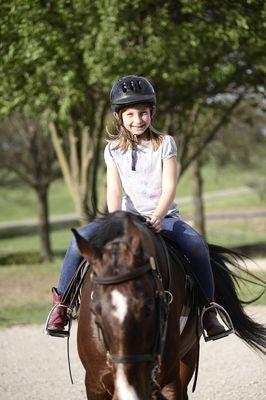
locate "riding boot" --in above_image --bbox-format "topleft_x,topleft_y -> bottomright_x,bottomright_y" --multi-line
203,308 -> 225,337
46,287 -> 69,337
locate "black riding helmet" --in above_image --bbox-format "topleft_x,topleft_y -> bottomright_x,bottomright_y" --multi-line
110,75 -> 156,112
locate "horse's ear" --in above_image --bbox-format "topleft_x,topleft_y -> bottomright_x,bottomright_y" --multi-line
71,229 -> 101,261
127,221 -> 141,255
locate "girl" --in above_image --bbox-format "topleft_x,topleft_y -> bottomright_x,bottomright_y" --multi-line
46,75 -> 225,339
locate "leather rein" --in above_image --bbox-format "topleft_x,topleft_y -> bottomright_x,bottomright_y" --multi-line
91,254 -> 170,372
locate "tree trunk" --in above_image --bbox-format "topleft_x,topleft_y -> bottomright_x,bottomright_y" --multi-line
78,196 -> 91,225
190,158 -> 206,239
36,186 -> 52,261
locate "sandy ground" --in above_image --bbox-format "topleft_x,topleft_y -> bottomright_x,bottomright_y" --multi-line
0,306 -> 265,400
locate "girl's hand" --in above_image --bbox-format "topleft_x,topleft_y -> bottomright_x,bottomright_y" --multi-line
146,214 -> 162,232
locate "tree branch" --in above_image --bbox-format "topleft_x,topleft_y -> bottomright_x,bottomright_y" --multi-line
49,121 -> 78,203
181,93 -> 245,175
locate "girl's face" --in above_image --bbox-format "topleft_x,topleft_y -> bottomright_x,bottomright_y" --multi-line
120,104 -> 151,137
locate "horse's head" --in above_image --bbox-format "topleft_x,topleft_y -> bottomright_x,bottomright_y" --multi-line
73,211 -> 164,400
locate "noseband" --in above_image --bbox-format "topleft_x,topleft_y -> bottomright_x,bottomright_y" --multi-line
91,254 -> 170,370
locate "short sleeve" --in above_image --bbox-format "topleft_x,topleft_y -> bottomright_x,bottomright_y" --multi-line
161,135 -> 177,161
104,143 -> 115,165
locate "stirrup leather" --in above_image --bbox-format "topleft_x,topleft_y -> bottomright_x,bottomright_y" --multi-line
201,302 -> 235,342
43,303 -> 71,338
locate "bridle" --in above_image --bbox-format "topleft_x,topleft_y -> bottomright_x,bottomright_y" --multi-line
90,246 -> 171,389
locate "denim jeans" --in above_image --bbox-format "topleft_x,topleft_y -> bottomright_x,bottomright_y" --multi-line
57,220 -> 102,294
57,216 -> 214,302
160,216 -> 214,301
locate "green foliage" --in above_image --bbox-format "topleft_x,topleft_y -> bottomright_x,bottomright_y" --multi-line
208,95 -> 266,198
1,0 -> 265,120
0,0 -> 265,220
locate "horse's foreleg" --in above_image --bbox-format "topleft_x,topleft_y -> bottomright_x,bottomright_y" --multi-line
85,392 -> 111,400
160,378 -> 183,400
85,371 -> 113,400
179,342 -> 198,400
85,386 -> 112,400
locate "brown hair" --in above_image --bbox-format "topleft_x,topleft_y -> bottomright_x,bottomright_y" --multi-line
106,104 -> 164,152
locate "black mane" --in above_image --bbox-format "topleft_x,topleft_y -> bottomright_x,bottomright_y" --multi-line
89,211 -> 146,250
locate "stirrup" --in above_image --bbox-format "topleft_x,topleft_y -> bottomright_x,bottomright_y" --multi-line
43,303 -> 70,338
201,302 -> 235,342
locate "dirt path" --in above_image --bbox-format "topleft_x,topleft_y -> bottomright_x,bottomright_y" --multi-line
1,306 -> 265,400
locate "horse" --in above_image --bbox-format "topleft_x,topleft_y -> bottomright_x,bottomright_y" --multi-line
72,210 -> 266,400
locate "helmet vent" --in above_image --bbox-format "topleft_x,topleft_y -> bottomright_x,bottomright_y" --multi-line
110,75 -> 156,111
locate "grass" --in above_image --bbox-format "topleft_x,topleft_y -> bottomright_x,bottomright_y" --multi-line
0,260 -> 264,328
176,161 -> 265,196
179,192 -> 265,221
206,220 -> 266,248
0,179 -> 75,223
0,229 -> 72,259
0,261 -> 60,327
0,303 -> 50,327
236,271 -> 266,306
0,161 -> 265,223
0,161 -> 265,327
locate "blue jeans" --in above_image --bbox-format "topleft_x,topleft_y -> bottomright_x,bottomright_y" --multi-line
57,220 -> 102,294
57,216 -> 214,302
160,216 -> 214,301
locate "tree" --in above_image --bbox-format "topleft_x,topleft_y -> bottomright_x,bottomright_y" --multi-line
0,113 -> 60,260
0,0 -> 265,221
209,93 -> 266,198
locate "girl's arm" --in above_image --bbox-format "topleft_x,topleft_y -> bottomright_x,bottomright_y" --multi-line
147,156 -> 177,231
106,163 -> 122,212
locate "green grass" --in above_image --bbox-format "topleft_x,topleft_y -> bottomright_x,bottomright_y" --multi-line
0,261 -> 264,328
179,192 -> 265,220
0,217 -> 264,266
0,261 -> 60,328
0,303 -> 49,327
0,179 -> 75,222
0,161 -> 265,328
207,220 -> 266,248
176,161 -> 261,196
0,229 -> 72,261
0,161 -> 265,223
237,271 -> 266,306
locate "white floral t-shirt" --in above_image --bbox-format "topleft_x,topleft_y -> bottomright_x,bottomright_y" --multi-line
104,135 -> 179,217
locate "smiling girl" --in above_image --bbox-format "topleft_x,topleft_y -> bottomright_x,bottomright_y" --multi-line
45,75 -> 226,340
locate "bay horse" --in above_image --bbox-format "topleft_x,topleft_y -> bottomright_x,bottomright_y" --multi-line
72,211 -> 266,400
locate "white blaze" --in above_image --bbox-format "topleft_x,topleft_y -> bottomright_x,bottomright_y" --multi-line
111,289 -> 128,324
116,365 -> 139,400
111,290 -> 139,400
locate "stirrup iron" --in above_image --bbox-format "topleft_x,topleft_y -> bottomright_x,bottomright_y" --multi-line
201,302 -> 235,342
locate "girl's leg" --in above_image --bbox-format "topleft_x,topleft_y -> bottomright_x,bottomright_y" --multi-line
160,217 -> 226,338
57,220 -> 102,294
161,217 -> 213,302
46,219 -> 102,337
